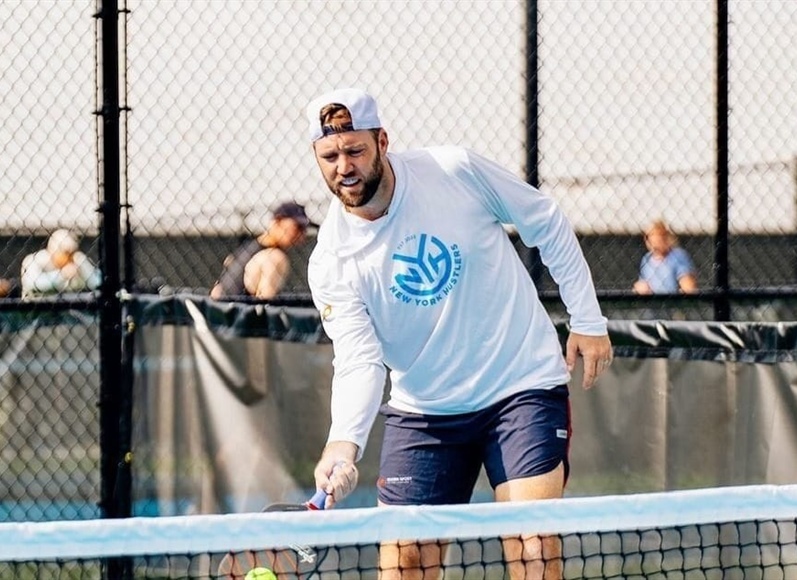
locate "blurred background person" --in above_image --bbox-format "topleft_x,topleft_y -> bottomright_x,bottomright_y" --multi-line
20,229 -> 101,299
210,201 -> 310,300
0,276 -> 20,298
633,219 -> 698,295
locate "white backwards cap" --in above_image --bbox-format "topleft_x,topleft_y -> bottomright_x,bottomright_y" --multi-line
306,87 -> 382,142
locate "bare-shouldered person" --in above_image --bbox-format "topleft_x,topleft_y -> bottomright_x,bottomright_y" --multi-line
210,202 -> 309,300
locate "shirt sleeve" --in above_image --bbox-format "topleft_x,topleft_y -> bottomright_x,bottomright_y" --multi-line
464,149 -> 607,336
672,248 -> 696,279
308,247 -> 386,461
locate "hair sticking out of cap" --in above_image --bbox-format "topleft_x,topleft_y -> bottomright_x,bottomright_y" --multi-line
306,88 -> 382,141
319,106 -> 355,137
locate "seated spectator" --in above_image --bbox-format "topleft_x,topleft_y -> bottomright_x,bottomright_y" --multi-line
210,202 -> 310,300
633,220 -> 698,294
20,229 -> 101,299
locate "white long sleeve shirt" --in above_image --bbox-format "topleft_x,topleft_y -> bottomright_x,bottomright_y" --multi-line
308,146 -> 607,457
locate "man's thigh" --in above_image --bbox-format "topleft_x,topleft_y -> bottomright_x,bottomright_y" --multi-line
377,405 -> 483,505
483,386 -> 571,492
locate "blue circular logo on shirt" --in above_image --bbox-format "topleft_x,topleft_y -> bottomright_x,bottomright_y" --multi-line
391,234 -> 461,304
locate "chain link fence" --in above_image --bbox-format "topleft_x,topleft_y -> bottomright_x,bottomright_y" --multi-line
0,311 -> 100,521
3,0 -> 796,306
0,0 -> 796,522
1,0 -> 101,297
119,0 -> 796,319
0,0 -> 103,523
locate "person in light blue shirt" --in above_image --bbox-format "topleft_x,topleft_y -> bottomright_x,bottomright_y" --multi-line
633,220 -> 698,294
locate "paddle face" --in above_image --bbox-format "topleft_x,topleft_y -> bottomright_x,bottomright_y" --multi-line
262,489 -> 328,513
261,503 -> 316,512
217,491 -> 329,579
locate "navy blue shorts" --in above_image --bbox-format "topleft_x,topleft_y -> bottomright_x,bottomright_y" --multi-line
376,386 -> 571,505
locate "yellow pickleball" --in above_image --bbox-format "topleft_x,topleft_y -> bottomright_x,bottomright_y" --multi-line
244,567 -> 277,580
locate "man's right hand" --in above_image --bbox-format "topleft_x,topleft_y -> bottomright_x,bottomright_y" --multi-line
313,441 -> 359,508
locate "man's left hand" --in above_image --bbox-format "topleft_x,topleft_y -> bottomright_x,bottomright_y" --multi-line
566,332 -> 613,389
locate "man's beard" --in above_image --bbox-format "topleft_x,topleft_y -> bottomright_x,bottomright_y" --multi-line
330,150 -> 384,209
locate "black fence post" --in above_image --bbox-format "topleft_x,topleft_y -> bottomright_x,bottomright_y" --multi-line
524,0 -> 544,288
97,0 -> 132,578
714,0 -> 730,321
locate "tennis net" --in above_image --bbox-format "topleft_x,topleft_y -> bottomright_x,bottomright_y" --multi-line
0,485 -> 795,579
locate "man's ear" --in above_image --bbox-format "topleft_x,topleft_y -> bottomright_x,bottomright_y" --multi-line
378,129 -> 389,152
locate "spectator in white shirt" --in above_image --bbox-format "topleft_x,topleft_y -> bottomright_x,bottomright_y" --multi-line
21,229 -> 101,299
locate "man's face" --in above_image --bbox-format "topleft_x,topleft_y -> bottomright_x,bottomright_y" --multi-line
312,130 -> 386,209
645,228 -> 673,255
